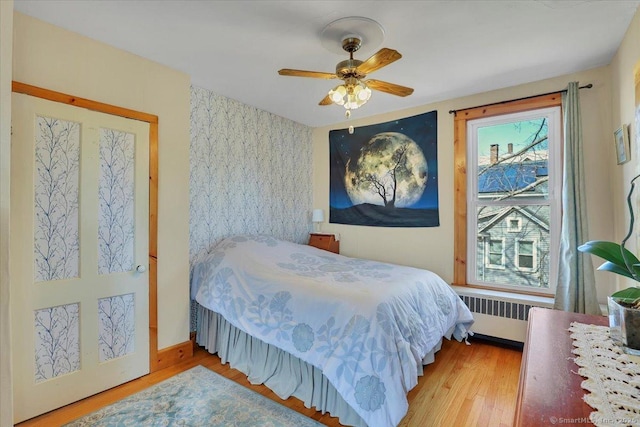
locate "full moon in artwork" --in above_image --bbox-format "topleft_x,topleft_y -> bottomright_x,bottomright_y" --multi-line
344,132 -> 428,208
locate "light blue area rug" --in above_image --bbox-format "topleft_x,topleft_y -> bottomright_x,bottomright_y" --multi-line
64,365 -> 325,426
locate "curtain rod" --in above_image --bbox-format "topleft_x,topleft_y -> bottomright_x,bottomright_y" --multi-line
448,83 -> 593,115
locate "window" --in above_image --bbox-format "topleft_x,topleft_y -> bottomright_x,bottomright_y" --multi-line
453,94 -> 561,295
486,238 -> 505,268
507,217 -> 522,232
516,239 -> 536,271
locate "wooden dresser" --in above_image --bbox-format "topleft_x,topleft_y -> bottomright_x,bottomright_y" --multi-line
308,233 -> 340,254
514,307 -> 608,426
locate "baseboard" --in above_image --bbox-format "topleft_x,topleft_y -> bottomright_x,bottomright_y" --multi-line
155,339 -> 194,371
471,333 -> 524,350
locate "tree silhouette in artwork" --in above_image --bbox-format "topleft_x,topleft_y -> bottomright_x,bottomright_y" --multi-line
345,132 -> 428,209
362,144 -> 409,208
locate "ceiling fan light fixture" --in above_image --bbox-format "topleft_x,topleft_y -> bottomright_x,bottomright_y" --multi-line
356,82 -> 372,101
328,80 -> 372,112
343,81 -> 371,110
328,85 -> 347,105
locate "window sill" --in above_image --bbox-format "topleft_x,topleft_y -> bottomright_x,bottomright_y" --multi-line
453,286 -> 608,316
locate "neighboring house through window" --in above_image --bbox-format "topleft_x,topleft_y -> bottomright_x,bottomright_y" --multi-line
453,94 -> 562,296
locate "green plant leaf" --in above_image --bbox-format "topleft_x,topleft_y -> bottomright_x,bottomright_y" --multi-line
633,263 -> 640,278
611,286 -> 640,305
597,261 -> 636,279
578,240 -> 640,270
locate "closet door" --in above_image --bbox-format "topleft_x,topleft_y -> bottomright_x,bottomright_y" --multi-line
11,93 -> 150,422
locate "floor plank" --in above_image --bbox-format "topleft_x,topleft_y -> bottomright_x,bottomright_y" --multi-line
16,336 -> 522,427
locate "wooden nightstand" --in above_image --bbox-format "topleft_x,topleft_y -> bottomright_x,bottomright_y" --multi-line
308,233 -> 340,254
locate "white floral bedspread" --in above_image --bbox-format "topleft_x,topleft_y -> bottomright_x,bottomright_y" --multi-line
190,235 -> 474,427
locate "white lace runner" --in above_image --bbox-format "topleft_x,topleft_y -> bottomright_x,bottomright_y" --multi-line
569,322 -> 640,426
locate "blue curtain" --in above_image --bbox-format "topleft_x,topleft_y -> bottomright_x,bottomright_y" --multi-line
554,82 -> 600,314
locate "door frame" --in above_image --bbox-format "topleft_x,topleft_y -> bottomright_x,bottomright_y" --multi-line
12,81 -> 161,372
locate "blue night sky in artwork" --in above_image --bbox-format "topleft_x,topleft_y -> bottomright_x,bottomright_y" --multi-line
329,110 -> 439,209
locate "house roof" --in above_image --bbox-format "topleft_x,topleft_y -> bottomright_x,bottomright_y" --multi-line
478,160 -> 548,194
478,206 -> 550,234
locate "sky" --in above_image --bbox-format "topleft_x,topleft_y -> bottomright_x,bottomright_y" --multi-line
477,117 -> 548,159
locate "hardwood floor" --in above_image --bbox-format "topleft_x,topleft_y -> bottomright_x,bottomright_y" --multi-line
16,336 -> 522,427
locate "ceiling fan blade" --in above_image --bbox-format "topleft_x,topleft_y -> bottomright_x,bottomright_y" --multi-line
365,79 -> 414,97
356,48 -> 402,75
278,69 -> 337,79
319,94 -> 334,106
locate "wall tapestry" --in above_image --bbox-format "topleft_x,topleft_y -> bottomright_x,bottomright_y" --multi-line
329,110 -> 439,227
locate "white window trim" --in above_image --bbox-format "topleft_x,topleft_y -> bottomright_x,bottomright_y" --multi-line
466,107 -> 561,295
516,238 -> 537,272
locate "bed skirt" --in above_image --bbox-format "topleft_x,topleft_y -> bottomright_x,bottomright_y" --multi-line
196,303 -> 444,427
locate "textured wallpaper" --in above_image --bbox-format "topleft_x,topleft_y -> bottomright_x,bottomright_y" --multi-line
34,303 -> 80,382
34,116 -> 80,282
98,128 -> 135,275
189,85 -> 313,267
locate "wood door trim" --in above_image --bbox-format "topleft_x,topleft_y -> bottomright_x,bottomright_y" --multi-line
12,82 -> 158,124
12,81 -> 162,372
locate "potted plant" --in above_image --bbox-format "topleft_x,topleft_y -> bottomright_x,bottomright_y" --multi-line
578,174 -> 640,355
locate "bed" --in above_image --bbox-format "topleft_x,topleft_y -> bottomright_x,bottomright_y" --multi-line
190,235 -> 474,427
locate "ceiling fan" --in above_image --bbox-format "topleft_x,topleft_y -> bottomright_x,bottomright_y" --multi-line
278,35 -> 414,118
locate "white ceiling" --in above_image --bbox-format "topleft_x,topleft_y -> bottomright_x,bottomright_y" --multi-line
13,0 -> 640,127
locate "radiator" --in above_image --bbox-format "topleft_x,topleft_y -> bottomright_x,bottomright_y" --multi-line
455,289 -> 554,343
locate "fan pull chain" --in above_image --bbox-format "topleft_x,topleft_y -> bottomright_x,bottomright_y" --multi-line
345,110 -> 354,134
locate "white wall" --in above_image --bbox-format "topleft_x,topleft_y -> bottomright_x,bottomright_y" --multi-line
313,66 -> 615,302
0,3 -> 13,426
12,12 -> 191,350
610,7 -> 640,292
